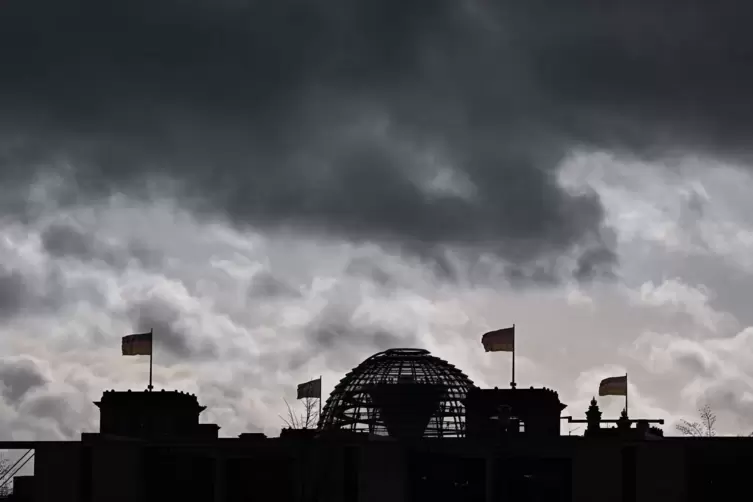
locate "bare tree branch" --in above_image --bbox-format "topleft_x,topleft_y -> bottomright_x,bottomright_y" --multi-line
699,405 -> 717,437
279,398 -> 302,429
279,397 -> 320,430
0,454 -> 11,497
676,405 -> 717,437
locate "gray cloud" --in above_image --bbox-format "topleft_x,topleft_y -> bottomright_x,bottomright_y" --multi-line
0,359 -> 48,405
701,383 -> 753,433
40,221 -> 164,270
0,0 -> 655,282
247,271 -> 301,300
0,256 -> 69,320
2,2 -> 752,285
20,395 -> 78,439
574,247 -> 618,283
40,222 -> 96,261
285,299 -> 420,373
674,351 -> 716,380
308,321 -> 416,373
128,300 -> 219,361
2,174 -> 753,436
0,269 -> 30,319
0,358 -> 90,440
3,12 -> 753,440
345,257 -> 396,288
515,2 -> 753,156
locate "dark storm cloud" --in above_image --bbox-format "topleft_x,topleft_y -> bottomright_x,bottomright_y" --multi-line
0,261 -> 92,321
306,319 -> 416,373
312,321 -> 403,352
0,269 -> 30,319
345,257 -> 396,288
0,358 -> 89,439
20,394 -> 79,439
701,383 -> 753,431
286,300 -> 419,372
646,254 -> 753,329
2,1 -> 752,280
127,300 -> 218,361
247,271 -> 301,300
40,221 -> 164,270
574,247 -> 618,282
41,223 -> 96,261
0,358 -> 48,404
674,351 -> 718,380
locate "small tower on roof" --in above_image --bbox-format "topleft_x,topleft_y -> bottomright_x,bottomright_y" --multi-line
94,389 -> 219,439
617,407 -> 631,432
585,397 -> 602,436
464,386 -> 567,439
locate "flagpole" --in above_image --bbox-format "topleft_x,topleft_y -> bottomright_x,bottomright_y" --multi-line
148,328 -> 154,392
510,324 -> 516,389
625,372 -> 628,417
318,375 -> 322,428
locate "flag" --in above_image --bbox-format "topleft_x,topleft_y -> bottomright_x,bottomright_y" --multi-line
481,326 -> 515,352
297,378 -> 322,399
122,332 -> 153,356
598,375 -> 627,396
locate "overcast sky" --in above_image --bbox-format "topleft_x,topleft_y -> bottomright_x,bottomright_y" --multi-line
1,0 -> 753,439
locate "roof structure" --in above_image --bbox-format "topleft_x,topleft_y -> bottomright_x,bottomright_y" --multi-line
318,348 -> 476,439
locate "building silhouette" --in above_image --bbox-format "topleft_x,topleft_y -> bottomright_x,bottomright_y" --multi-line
2,347 -> 753,501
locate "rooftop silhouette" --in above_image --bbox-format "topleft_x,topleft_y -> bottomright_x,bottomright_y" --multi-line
96,389 -> 220,440
0,347 -> 750,502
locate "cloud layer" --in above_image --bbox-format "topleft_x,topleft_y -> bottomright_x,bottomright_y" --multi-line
0,153 -> 748,440
1,2 -> 753,440
11,0 -> 753,280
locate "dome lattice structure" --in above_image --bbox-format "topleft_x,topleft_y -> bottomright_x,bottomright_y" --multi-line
318,348 -> 476,439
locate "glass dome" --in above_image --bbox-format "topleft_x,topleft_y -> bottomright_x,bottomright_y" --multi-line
318,348 -> 476,439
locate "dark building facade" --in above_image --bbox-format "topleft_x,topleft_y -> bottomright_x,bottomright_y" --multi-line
5,348 -> 753,501
464,387 -> 567,438
96,389 -> 220,440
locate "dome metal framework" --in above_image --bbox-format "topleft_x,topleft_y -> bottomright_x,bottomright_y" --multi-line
318,348 -> 476,439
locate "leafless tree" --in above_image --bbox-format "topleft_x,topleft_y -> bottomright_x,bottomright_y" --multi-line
280,397 -> 319,429
0,454 -> 12,497
676,405 -> 717,437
